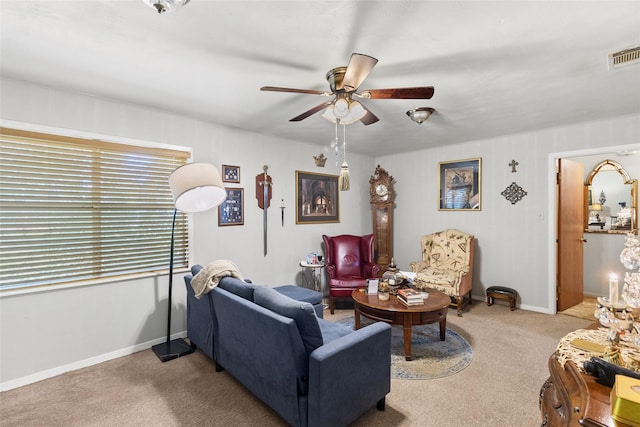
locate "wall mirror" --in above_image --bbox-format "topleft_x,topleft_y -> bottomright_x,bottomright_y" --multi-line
584,159 -> 637,234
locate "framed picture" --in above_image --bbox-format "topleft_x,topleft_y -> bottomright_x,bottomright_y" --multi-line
296,171 -> 340,224
218,188 -> 244,226
438,158 -> 482,210
221,164 -> 240,183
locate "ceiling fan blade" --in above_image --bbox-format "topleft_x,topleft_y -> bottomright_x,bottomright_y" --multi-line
342,53 -> 378,92
360,105 -> 379,126
366,86 -> 435,99
261,86 -> 326,95
289,101 -> 333,122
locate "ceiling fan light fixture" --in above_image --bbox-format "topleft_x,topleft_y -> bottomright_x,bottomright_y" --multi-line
347,101 -> 367,122
406,107 -> 435,124
142,0 -> 190,14
322,100 -> 367,125
333,98 -> 350,118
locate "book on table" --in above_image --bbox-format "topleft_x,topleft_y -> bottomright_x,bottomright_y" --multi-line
397,288 -> 425,301
397,294 -> 424,306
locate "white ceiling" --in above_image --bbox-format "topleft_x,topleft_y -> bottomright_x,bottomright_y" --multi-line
1,0 -> 639,156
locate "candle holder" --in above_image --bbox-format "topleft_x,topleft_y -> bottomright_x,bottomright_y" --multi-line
595,297 -> 630,330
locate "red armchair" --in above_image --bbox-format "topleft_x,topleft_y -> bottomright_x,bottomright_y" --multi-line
322,234 -> 380,314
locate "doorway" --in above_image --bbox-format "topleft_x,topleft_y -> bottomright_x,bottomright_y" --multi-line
551,144 -> 640,314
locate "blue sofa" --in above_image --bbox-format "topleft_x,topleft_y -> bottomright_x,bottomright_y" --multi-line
185,265 -> 325,360
184,265 -> 392,427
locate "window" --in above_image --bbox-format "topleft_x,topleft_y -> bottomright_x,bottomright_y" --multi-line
0,128 -> 190,290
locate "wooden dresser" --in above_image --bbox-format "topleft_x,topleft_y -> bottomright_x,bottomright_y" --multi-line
539,355 -> 632,427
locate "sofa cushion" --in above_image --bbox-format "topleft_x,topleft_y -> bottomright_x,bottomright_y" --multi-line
415,267 -> 459,287
218,276 -> 257,301
317,318 -> 353,344
253,286 -> 323,354
275,285 -> 324,318
274,285 -> 322,306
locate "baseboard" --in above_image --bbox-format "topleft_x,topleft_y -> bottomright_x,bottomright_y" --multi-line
0,332 -> 187,392
470,294 -> 553,314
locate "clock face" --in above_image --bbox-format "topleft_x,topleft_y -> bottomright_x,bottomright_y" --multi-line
375,184 -> 388,197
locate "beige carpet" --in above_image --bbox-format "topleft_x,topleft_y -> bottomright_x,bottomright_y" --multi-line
0,301 -> 592,427
559,296 -> 597,321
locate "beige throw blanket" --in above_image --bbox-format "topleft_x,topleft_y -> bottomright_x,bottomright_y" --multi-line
190,260 -> 244,298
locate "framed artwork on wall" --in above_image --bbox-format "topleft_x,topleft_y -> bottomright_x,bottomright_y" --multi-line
218,188 -> 244,226
295,171 -> 339,224
222,164 -> 240,183
438,158 -> 482,210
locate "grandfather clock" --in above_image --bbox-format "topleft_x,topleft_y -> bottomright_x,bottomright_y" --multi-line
369,165 -> 395,271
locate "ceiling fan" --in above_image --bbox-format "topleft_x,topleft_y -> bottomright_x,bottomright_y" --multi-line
261,53 -> 434,126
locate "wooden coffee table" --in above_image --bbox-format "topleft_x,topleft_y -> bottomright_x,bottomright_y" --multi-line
352,288 -> 450,361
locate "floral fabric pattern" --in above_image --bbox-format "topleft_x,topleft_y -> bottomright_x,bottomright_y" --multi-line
410,229 -> 473,297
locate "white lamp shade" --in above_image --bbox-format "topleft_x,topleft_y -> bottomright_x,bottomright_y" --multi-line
334,98 -> 349,118
322,108 -> 338,123
344,101 -> 366,123
169,163 -> 226,213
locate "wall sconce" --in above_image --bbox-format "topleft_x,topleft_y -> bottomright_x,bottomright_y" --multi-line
406,107 -> 435,124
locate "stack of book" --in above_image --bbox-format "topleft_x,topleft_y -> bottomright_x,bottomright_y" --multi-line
397,288 -> 425,306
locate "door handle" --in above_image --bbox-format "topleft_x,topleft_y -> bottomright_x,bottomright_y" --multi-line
581,238 -> 587,243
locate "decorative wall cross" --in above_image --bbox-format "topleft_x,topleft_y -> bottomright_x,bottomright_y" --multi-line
509,159 -> 519,173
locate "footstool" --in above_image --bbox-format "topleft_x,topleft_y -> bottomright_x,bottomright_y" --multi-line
486,286 -> 517,311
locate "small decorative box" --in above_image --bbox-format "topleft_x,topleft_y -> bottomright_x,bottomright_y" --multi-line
610,375 -> 640,427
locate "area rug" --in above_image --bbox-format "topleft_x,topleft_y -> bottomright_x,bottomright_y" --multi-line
336,317 -> 473,380
559,296 -> 597,321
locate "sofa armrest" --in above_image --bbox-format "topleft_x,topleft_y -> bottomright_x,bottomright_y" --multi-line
307,322 -> 391,427
184,274 -> 216,360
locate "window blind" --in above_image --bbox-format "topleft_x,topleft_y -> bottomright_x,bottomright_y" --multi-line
0,128 -> 190,290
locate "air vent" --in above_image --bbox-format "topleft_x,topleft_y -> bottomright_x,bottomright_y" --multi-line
608,46 -> 640,69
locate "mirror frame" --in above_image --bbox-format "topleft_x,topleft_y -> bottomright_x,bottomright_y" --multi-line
584,159 -> 638,234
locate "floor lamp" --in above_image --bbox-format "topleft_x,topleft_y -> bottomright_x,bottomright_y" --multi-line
152,162 -> 226,362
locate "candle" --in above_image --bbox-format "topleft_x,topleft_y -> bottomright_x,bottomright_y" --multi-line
609,273 -> 619,305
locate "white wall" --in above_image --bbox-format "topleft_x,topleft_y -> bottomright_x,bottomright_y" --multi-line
0,78 -> 375,389
2,77 -> 640,390
376,115 -> 640,312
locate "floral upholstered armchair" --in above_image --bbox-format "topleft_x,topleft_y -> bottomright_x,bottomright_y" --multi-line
409,229 -> 475,316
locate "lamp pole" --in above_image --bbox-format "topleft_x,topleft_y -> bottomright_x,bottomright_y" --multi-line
151,162 -> 226,363
152,208 -> 195,362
